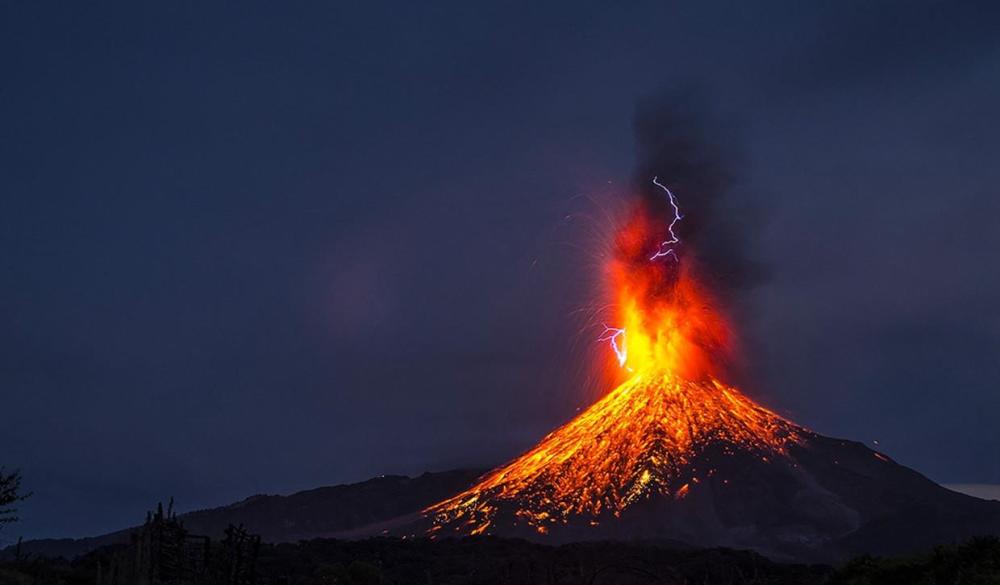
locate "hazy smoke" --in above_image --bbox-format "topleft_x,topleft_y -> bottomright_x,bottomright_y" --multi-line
631,90 -> 766,293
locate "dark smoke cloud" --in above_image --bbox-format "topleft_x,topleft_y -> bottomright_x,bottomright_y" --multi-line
631,91 -> 767,294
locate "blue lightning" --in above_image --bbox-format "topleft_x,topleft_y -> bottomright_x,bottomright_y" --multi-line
598,325 -> 627,367
648,176 -> 682,262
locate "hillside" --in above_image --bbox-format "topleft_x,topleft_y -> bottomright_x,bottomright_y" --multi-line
4,469 -> 482,560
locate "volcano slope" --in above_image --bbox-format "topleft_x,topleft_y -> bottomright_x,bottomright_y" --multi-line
421,373 -> 1000,562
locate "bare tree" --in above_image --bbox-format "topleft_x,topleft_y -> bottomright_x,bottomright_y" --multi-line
0,468 -> 30,530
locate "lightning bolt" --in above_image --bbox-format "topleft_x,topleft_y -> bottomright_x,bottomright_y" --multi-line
648,176 -> 682,262
598,325 -> 627,367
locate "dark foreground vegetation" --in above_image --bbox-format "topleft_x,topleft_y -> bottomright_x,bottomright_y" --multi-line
4,537 -> 824,585
2,505 -> 999,584
3,537 -> 1000,585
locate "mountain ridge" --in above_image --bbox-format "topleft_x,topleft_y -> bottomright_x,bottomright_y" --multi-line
2,469 -> 483,560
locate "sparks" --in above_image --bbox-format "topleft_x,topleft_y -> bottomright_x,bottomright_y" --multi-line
648,176 -> 682,261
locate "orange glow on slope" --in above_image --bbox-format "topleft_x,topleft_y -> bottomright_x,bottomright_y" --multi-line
426,189 -> 803,536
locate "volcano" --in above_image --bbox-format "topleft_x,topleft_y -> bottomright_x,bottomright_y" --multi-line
418,178 -> 1000,561
424,373 -> 1000,561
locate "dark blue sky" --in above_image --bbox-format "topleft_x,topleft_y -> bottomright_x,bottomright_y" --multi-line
3,1 -> 999,541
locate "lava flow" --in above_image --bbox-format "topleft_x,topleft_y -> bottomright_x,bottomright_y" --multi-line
426,178 -> 804,537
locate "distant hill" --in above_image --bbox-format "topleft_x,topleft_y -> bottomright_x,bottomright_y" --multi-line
3,469 -> 482,560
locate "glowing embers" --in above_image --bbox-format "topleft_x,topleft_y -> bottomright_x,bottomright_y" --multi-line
426,372 -> 801,536
602,177 -> 685,369
598,178 -> 731,379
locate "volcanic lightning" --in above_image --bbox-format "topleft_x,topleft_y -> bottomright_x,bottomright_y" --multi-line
648,176 -> 682,262
425,173 -> 805,538
597,325 -> 627,367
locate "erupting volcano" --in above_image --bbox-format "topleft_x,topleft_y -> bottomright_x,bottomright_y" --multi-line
426,177 -> 811,542
417,170 -> 1000,561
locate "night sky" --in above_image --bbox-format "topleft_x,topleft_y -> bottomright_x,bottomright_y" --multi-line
3,1 -> 1000,542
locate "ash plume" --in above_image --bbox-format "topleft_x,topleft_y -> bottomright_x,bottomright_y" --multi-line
631,91 -> 766,294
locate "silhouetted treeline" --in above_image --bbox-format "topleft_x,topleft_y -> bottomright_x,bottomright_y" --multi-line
828,536 -> 1000,584
91,500 -> 259,585
0,500 -> 260,585
3,533 -> 1000,584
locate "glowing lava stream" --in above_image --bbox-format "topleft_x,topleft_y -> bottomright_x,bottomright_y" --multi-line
427,373 -> 801,536
426,178 -> 804,536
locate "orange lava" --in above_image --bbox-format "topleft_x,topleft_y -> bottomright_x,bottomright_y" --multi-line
426,197 -> 803,536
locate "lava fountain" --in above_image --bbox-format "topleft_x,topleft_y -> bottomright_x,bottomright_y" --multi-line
425,178 -> 804,537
